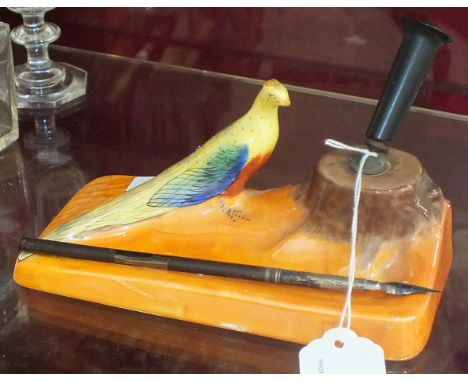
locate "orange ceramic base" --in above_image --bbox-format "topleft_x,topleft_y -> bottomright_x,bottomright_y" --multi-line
14,175 -> 453,361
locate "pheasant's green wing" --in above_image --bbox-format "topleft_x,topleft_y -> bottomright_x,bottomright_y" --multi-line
147,144 -> 248,208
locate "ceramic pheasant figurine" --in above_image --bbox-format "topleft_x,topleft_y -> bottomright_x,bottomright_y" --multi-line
19,79 -> 290,259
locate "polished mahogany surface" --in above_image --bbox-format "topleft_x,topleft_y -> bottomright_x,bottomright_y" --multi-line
1,46 -> 468,373
1,8 -> 468,115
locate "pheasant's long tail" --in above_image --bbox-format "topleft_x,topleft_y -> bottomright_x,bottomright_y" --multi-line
17,206 -> 174,262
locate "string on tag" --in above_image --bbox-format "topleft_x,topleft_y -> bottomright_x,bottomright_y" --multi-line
324,139 -> 378,329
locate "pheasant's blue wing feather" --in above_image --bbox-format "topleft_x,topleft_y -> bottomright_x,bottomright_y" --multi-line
147,144 -> 249,208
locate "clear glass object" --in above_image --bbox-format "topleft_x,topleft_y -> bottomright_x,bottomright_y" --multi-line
8,7 -> 87,110
0,22 -> 19,151
23,111 -> 70,154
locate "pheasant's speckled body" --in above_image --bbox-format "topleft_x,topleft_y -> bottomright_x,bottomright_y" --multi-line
28,80 -> 290,248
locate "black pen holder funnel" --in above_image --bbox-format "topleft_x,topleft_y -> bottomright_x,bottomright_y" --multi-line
365,19 -> 451,150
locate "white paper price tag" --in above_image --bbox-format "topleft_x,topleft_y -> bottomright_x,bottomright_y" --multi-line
299,327 -> 386,374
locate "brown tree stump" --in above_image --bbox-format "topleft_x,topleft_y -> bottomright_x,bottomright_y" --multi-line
303,148 -> 443,241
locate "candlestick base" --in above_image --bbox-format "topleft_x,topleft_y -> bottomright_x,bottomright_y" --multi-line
14,62 -> 87,110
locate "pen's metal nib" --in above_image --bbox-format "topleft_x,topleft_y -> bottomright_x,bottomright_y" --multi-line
381,281 -> 441,296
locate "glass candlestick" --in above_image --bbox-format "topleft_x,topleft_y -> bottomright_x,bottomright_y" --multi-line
8,7 -> 87,110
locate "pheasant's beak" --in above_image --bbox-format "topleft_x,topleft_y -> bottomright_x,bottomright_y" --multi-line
281,96 -> 291,107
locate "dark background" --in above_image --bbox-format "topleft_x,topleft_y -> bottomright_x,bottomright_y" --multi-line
1,7 -> 468,115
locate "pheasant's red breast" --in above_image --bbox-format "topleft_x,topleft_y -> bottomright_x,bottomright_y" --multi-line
223,153 -> 272,196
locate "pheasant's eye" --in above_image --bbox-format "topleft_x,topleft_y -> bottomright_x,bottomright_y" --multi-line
267,93 -> 279,104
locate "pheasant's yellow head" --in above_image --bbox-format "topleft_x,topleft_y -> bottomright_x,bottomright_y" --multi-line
261,79 -> 291,107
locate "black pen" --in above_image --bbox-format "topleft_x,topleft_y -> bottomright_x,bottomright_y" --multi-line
18,236 -> 439,296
